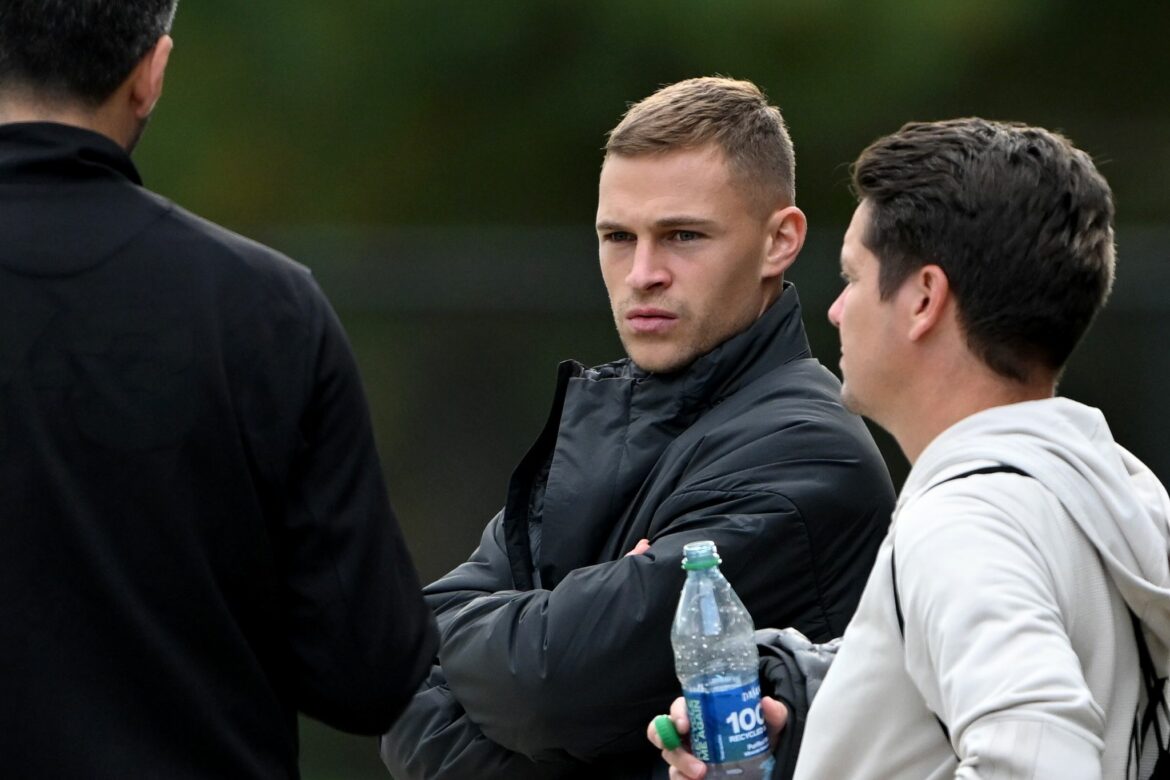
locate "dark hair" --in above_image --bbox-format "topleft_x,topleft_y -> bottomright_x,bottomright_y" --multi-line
851,118 -> 1115,381
605,76 -> 796,209
0,0 -> 179,106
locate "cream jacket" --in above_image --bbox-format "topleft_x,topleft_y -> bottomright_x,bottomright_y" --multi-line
795,398 -> 1170,779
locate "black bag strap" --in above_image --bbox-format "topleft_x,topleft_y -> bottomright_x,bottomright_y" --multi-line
890,464 -> 1031,748
892,464 -> 1031,637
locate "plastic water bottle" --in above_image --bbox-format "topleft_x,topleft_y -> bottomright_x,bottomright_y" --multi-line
671,541 -> 774,778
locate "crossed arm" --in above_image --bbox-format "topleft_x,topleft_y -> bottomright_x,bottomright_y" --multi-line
382,491 -> 821,779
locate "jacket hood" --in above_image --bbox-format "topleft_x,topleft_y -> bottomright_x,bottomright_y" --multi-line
903,397 -> 1170,673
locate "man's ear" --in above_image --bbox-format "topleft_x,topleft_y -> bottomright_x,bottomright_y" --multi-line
761,205 -> 807,281
906,264 -> 952,341
130,35 -> 173,119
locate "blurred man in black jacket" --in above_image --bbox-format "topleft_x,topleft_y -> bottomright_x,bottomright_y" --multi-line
0,2 -> 437,776
380,76 -> 895,780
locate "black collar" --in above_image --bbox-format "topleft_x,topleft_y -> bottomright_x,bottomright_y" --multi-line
0,121 -> 142,185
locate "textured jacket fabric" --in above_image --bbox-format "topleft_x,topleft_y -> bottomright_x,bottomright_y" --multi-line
755,628 -> 840,780
381,284 -> 895,779
794,398 -> 1170,779
0,122 -> 438,778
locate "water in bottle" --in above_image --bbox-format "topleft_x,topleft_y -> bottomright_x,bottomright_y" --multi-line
671,540 -> 774,779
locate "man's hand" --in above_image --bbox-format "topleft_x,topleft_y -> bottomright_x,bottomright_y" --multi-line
647,695 -> 789,779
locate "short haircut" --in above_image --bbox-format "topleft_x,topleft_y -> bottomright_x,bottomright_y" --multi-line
605,76 -> 796,210
851,118 -> 1115,381
0,0 -> 179,107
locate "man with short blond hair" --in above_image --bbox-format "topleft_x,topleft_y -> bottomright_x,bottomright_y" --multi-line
606,76 -> 796,208
380,76 -> 893,780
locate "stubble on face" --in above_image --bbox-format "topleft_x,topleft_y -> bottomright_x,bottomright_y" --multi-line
610,296 -> 692,374
611,295 -> 752,375
838,383 -> 866,417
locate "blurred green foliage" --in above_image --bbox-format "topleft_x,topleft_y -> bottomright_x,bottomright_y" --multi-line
124,2 -> 1170,778
140,0 -> 1169,230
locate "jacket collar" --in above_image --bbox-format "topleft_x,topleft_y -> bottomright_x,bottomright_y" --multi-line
0,121 -> 142,185
0,121 -> 163,277
674,280 -> 812,403
519,284 -> 814,587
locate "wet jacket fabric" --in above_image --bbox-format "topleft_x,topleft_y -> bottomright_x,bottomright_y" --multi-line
0,122 -> 437,778
795,398 -> 1170,779
381,284 -> 895,779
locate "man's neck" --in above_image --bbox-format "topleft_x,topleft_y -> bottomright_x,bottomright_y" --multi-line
0,96 -> 130,150
890,360 -> 1056,465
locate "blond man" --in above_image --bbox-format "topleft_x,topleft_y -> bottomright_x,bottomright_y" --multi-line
380,77 -> 894,780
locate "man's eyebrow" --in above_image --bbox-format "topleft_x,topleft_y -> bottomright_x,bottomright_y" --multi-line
595,216 -> 717,231
654,216 -> 716,229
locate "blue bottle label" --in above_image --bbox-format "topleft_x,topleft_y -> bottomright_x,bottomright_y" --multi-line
682,680 -> 769,764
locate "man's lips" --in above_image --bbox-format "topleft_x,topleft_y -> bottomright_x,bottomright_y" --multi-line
626,308 -> 678,334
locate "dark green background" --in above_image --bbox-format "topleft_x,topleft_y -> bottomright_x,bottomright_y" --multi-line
132,2 -> 1170,777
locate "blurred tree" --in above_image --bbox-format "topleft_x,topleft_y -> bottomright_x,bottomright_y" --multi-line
138,0 -> 1169,229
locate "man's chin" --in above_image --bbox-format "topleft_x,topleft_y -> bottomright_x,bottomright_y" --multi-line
840,384 -> 865,416
626,347 -> 696,376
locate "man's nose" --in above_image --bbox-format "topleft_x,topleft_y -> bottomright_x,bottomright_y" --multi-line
626,242 -> 671,291
827,289 -> 845,328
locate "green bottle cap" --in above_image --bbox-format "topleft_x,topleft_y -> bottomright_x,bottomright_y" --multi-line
653,714 -> 682,751
681,540 -> 721,570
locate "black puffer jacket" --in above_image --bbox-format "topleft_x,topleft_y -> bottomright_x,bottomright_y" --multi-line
381,284 -> 894,779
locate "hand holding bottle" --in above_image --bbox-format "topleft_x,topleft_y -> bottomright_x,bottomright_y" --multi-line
648,695 -> 789,779
666,540 -> 779,778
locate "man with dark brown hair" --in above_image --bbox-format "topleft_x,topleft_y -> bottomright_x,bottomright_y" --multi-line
653,118 -> 1170,779
380,76 -> 894,780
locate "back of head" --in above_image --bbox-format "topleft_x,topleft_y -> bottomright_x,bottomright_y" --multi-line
605,76 -> 796,211
852,118 -> 1115,382
0,0 -> 178,107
